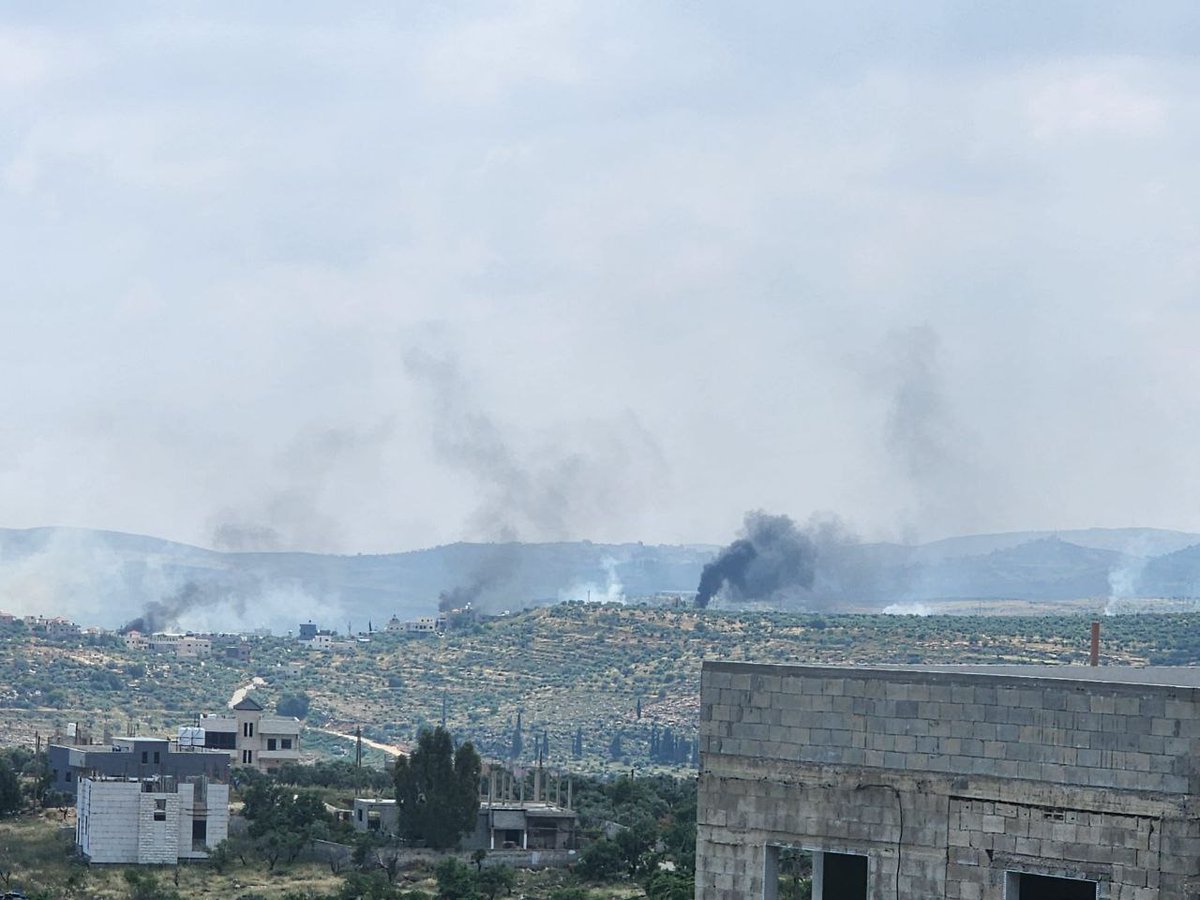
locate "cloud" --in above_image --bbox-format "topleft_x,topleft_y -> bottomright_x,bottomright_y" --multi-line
3,2 -> 1200,560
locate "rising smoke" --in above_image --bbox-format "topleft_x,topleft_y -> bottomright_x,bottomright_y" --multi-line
881,324 -> 985,539
405,341 -> 666,611
207,423 -> 393,553
695,512 -> 817,608
121,581 -> 226,633
437,545 -> 520,612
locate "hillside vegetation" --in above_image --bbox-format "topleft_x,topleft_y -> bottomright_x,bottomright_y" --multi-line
4,606 -> 1200,772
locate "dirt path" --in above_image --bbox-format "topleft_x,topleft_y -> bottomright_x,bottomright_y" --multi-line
317,727 -> 407,758
229,676 -> 266,708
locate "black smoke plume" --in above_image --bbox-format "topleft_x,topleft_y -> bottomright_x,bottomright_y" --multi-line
438,545 -> 520,613
695,512 -> 816,608
121,581 -> 245,634
404,341 -> 665,612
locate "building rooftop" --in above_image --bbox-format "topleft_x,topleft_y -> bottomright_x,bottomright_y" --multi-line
704,661 -> 1200,689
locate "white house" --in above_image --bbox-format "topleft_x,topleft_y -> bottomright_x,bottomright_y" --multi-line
76,776 -> 229,864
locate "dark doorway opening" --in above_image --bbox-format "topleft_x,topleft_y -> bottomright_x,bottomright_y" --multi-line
1015,873 -> 1097,900
823,852 -> 868,898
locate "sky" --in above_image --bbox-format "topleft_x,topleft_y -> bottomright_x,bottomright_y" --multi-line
3,2 -> 1200,554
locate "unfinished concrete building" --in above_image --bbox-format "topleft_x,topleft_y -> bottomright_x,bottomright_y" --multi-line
697,662 -> 1200,900
76,775 -> 229,864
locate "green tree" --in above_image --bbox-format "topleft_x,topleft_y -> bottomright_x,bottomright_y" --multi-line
339,871 -> 401,899
239,770 -> 330,869
434,858 -> 478,900
0,757 -> 21,816
476,865 -> 514,900
393,726 -> 481,850
510,711 -> 523,760
576,839 -> 623,881
277,692 -> 312,719
207,839 -> 234,874
608,731 -> 623,761
123,868 -> 181,900
645,871 -> 694,900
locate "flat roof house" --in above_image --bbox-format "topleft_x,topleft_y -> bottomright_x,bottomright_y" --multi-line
48,736 -> 231,797
697,662 -> 1200,900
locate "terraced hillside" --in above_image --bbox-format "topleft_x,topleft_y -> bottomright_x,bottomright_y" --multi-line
3,606 -> 1200,773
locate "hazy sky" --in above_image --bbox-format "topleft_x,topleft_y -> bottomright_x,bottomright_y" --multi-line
4,2 -> 1200,553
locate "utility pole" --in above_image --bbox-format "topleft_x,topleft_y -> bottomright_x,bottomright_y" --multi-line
355,725 -> 363,795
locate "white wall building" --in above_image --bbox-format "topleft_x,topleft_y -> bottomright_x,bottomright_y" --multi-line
76,777 -> 229,864
147,634 -> 212,658
298,630 -> 335,651
197,696 -> 302,774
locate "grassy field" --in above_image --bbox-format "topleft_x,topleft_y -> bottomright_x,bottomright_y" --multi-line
0,809 -> 646,899
3,605 -> 1199,774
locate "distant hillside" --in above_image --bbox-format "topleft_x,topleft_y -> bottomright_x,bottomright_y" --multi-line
0,527 -> 714,633
3,525 -> 1200,633
900,537 -> 1132,601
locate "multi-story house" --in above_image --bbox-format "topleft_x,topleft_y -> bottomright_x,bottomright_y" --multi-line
198,697 -> 301,774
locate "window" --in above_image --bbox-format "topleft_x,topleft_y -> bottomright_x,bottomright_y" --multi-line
205,731 -> 236,750
267,738 -> 277,751
192,818 -> 207,848
1006,872 -> 1097,900
141,751 -> 148,763
153,752 -> 160,764
242,749 -> 253,764
281,738 -> 292,749
764,847 -> 865,900
243,721 -> 254,738
66,771 -> 72,782
153,798 -> 166,822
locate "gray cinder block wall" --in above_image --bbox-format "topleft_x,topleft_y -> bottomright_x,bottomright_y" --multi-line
696,662 -> 1200,900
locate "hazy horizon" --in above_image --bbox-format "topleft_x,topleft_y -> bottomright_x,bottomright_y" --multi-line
5,4 -> 1200,554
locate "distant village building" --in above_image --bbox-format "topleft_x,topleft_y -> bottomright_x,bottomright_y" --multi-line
76,775 -> 229,863
297,621 -> 337,650
123,631 -> 149,651
405,616 -> 441,634
465,802 -> 578,851
26,615 -> 81,637
349,797 -> 577,850
196,697 -> 301,774
123,632 -> 211,658
385,615 -> 404,633
300,630 -> 335,650
353,798 -> 398,834
149,634 -> 211,658
48,736 -> 231,798
223,643 -> 251,663
353,763 -> 577,850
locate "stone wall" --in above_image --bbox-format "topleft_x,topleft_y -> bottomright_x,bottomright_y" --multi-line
696,663 -> 1200,900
